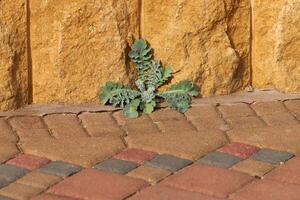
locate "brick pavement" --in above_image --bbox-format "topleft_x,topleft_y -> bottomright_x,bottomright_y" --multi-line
0,92 -> 299,199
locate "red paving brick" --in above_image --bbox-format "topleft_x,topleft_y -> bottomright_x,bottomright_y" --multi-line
114,148 -> 157,164
31,193 -> 79,200
265,157 -> 300,185
161,164 -> 253,198
229,180 -> 300,200
6,154 -> 50,170
217,143 -> 259,159
128,185 -> 224,200
48,169 -> 149,200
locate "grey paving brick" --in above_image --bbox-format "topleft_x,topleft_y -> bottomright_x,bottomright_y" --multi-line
94,158 -> 139,174
38,161 -> 81,177
0,165 -> 29,188
145,154 -> 192,172
197,152 -> 242,168
251,149 -> 294,165
0,195 -> 14,200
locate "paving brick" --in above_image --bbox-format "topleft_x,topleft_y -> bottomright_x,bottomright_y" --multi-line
184,105 -> 220,120
17,171 -> 62,190
94,158 -> 139,174
114,148 -> 157,164
227,126 -> 300,154
149,108 -> 185,122
126,130 -> 228,160
225,116 -> 266,129
20,136 -> 125,167
44,114 -> 88,138
218,103 -> 256,117
79,112 -> 124,137
251,149 -> 294,165
190,117 -> 229,131
0,183 -> 43,200
0,119 -> 17,142
155,119 -> 196,133
9,116 -> 50,139
229,180 -> 300,200
284,100 -> 300,121
113,111 -> 152,126
39,161 -> 81,177
124,122 -> 160,135
251,101 -> 288,116
32,193 -> 78,200
145,154 -> 192,172
6,154 -> 50,170
128,185 -> 224,200
0,195 -> 13,200
261,113 -> 299,126
0,165 -> 29,188
231,159 -> 274,177
217,143 -> 259,159
161,164 -> 253,198
48,169 -> 149,200
265,157 -> 300,185
0,142 -> 19,164
197,152 -> 242,168
127,166 -> 171,184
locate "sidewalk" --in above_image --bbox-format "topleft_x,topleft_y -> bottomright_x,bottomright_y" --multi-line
0,90 -> 300,200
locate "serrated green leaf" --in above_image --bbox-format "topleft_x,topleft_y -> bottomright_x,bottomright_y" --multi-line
123,99 -> 140,118
141,100 -> 156,114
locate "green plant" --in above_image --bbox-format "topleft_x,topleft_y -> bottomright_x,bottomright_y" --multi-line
99,39 -> 199,118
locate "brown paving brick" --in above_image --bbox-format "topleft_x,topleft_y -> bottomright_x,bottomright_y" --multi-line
185,104 -> 220,120
218,103 -> 256,117
227,125 -> 300,154
126,130 -> 228,160
79,112 -> 124,137
149,108 -> 185,122
127,166 -> 171,184
44,114 -> 88,138
16,171 -> 62,190
32,193 -> 79,200
0,119 -> 17,142
217,143 -> 259,159
20,136 -> 125,167
124,122 -> 160,135
114,148 -> 157,164
229,180 -> 300,200
113,111 -> 150,126
225,116 -> 266,129
9,116 -> 50,140
231,159 -> 274,178
284,100 -> 300,112
190,117 -> 229,131
6,154 -> 50,170
265,157 -> 300,185
0,182 -> 43,200
48,169 -> 149,200
251,101 -> 288,116
161,164 -> 253,198
128,185 -> 224,200
0,142 -> 19,163
261,113 -> 299,126
155,119 -> 196,133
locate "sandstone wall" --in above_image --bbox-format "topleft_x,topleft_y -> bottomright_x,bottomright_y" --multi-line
0,0 -> 28,110
252,0 -> 300,93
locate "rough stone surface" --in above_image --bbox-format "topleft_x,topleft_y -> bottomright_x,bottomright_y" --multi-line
126,130 -> 228,160
218,103 -> 255,117
6,154 -> 50,170
261,113 -> 299,127
94,158 -> 139,175
225,116 -> 266,129
128,185 -> 224,200
0,183 -> 43,200
48,169 -> 149,200
0,119 -> 17,142
30,0 -> 139,104
127,166 -> 171,184
197,152 -> 242,168
230,180 -> 300,200
161,164 -> 253,198
251,101 -> 288,116
145,154 -> 192,172
252,0 -> 300,93
114,148 -> 157,164
0,142 -> 19,164
142,0 -> 250,96
227,126 -> 300,153
231,159 -> 274,178
38,161 -> 82,178
0,0 -> 28,111
251,149 -> 294,165
20,136 -> 125,167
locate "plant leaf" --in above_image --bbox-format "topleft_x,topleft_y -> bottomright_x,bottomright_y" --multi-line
158,80 -> 199,113
140,100 -> 156,114
123,99 -> 140,118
